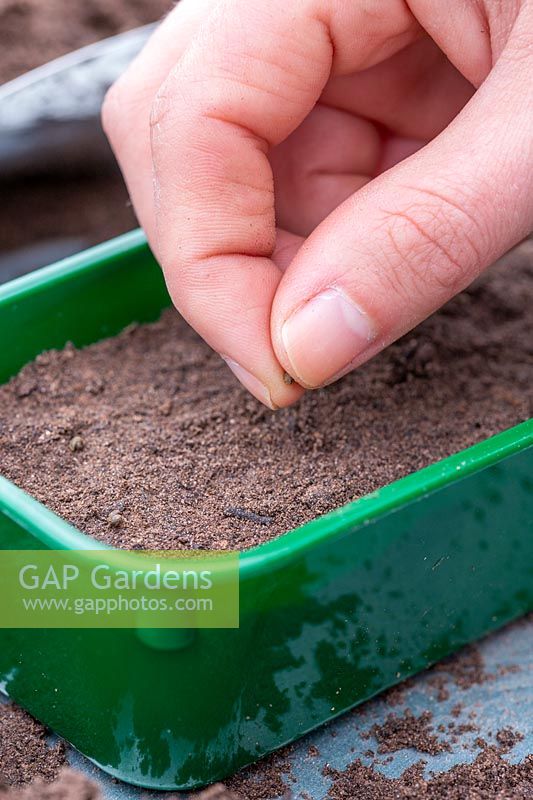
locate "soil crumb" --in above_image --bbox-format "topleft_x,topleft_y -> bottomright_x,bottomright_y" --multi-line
496,728 -> 525,751
366,710 -> 450,756
0,703 -> 66,787
0,246 -> 532,550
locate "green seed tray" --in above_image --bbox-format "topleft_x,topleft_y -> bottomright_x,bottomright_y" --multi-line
0,230 -> 532,790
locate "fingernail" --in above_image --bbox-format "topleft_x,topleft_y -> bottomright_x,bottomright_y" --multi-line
222,357 -> 277,409
281,288 -> 375,387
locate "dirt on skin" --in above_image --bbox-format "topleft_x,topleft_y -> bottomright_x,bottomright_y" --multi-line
0,244 -> 531,551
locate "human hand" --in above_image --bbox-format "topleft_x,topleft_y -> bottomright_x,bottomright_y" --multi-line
103,0 -> 533,408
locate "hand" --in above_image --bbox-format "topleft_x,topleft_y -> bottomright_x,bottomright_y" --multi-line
103,0 -> 533,408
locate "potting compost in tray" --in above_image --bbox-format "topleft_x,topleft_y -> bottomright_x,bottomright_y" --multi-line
0,245 -> 531,551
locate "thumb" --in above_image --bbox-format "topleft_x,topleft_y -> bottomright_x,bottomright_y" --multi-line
271,16 -> 533,389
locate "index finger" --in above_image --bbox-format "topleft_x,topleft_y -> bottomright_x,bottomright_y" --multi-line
112,0 -> 417,406
149,0 -> 336,407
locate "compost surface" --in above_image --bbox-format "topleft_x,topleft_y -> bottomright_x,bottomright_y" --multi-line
0,244 -> 531,551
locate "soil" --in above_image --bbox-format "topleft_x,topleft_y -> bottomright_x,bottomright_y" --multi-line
0,174 -> 137,257
0,1 -> 174,265
365,710 -> 451,756
0,245 -> 531,550
224,749 -> 295,799
193,786 -> 241,800
1,3 -> 531,798
324,745 -> 533,800
0,0 -> 173,85
0,703 -> 66,787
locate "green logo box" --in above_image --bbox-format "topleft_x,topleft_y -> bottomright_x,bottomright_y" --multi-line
0,550 -> 239,628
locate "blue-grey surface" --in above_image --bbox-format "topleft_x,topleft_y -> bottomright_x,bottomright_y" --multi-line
55,616 -> 532,798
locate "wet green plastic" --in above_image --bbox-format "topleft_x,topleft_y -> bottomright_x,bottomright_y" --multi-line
0,231 -> 532,789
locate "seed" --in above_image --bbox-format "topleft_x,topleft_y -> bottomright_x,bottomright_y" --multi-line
107,511 -> 122,527
69,435 -> 84,452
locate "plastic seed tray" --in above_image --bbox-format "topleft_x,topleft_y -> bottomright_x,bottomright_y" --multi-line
0,230 -> 531,790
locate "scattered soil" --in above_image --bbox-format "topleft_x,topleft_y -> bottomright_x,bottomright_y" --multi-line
0,703 -> 66,787
324,746 -> 533,800
321,638 -> 532,799
365,710 -> 451,756
0,246 -> 531,550
0,625 -> 528,797
0,0 -> 173,85
427,644 -> 496,693
496,728 -> 524,751
224,749 -> 295,800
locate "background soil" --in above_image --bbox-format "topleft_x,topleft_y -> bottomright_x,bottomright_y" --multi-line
0,0 -> 174,263
0,0 -> 173,84
0,243 -> 531,550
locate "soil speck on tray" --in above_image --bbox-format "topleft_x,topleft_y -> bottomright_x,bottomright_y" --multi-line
0,703 -> 66,787
0,247 -> 532,551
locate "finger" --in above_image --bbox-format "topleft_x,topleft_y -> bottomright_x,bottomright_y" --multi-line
271,15 -> 533,389
103,0 -> 215,247
149,0 -> 418,406
103,2 -> 305,406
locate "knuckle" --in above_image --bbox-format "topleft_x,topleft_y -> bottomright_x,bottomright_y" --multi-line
380,189 -> 487,301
